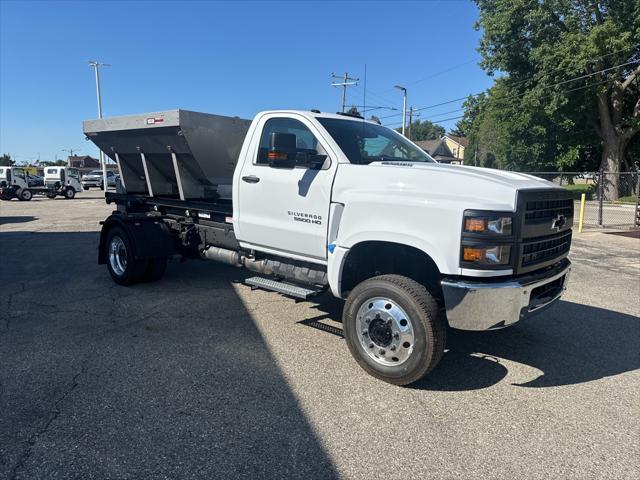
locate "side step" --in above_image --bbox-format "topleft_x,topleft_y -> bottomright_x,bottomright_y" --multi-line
245,276 -> 324,300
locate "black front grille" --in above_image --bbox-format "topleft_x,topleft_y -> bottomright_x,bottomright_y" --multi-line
525,197 -> 573,222
521,230 -> 572,267
530,275 -> 565,302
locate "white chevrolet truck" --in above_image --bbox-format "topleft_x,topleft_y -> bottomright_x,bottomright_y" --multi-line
84,109 -> 572,385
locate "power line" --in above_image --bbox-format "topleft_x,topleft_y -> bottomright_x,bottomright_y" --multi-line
384,76 -> 622,128
379,59 -> 640,120
350,83 -> 398,109
504,43 -> 640,91
378,96 -> 468,119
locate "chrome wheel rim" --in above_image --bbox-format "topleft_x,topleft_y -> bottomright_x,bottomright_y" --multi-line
356,297 -> 415,366
108,236 -> 127,276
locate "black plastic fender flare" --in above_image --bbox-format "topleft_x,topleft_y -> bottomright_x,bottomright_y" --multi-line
98,214 -> 176,265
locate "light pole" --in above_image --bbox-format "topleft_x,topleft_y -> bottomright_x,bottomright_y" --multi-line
88,60 -> 110,192
394,85 -> 407,137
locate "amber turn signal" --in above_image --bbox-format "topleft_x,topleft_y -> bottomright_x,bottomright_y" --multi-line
267,151 -> 288,160
464,218 -> 486,232
463,247 -> 483,261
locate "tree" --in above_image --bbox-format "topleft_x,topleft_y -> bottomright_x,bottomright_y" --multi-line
397,119 -> 445,141
474,0 -> 640,197
40,160 -> 67,166
448,125 -> 466,137
0,153 -> 14,166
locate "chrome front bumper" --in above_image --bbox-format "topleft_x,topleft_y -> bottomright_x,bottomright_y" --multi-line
82,179 -> 101,186
441,260 -> 571,331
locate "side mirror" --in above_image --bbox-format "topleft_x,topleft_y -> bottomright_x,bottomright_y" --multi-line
295,151 -> 328,169
268,132 -> 297,168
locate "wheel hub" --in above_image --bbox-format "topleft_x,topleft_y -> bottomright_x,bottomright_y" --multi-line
356,297 -> 415,366
368,317 -> 393,347
108,236 -> 127,276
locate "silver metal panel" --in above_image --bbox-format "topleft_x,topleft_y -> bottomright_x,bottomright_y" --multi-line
83,110 -> 181,133
170,151 -> 185,201
83,109 -> 251,200
113,152 -> 126,190
140,152 -> 154,197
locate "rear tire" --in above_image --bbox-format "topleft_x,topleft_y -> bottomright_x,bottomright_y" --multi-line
83,186 -> 90,191
105,226 -> 147,286
343,274 -> 446,386
142,257 -> 167,283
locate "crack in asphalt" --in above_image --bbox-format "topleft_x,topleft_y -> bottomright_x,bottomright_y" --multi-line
9,366 -> 85,480
3,283 -> 25,334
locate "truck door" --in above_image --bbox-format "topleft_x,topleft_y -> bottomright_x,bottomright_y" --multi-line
236,115 -> 337,261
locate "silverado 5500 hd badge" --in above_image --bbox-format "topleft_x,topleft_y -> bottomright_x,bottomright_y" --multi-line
288,210 -> 322,225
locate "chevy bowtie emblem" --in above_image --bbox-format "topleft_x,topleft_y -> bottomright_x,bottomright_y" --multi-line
551,214 -> 566,231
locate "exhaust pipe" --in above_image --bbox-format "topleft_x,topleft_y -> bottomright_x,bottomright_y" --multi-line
201,246 -> 273,275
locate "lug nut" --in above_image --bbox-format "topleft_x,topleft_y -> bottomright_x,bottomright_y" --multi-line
393,333 -> 399,340
368,343 -> 374,349
375,313 -> 381,319
365,318 -> 371,323
390,345 -> 396,351
362,331 -> 368,336
379,349 -> 385,355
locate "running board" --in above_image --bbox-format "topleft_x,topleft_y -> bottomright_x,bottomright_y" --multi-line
245,277 -> 324,299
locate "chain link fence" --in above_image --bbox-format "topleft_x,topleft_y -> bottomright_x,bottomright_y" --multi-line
526,171 -> 640,229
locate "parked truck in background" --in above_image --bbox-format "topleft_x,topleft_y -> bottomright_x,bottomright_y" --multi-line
82,169 -> 118,190
84,109 -> 573,385
0,166 -> 81,200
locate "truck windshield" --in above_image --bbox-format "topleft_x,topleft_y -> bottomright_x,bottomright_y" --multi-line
317,118 -> 435,165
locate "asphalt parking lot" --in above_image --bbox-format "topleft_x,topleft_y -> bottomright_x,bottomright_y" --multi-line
1,192 -> 639,480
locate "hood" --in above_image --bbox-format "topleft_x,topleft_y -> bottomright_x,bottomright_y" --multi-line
333,162 -> 561,211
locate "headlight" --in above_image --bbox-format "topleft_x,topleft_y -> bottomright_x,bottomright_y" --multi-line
462,245 -> 511,266
464,213 -> 512,235
461,211 -> 514,269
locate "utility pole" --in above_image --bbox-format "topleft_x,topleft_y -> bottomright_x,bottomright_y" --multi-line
474,142 -> 478,167
407,107 -> 420,141
394,85 -> 407,136
62,148 -> 78,166
88,60 -> 111,192
331,72 -> 359,113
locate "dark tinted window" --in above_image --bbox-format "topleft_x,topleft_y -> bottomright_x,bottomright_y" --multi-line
257,118 -> 319,165
317,118 -> 434,165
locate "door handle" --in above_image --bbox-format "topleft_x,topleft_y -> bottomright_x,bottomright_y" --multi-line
242,175 -> 260,184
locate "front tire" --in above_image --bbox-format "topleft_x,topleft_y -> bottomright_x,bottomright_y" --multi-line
343,274 -> 446,386
64,188 -> 76,199
19,189 -> 32,201
105,226 -> 147,286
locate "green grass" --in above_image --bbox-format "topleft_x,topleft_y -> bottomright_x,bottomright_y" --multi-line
564,183 -> 596,200
614,195 -> 638,204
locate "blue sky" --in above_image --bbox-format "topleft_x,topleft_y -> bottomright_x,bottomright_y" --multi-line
0,0 -> 494,163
